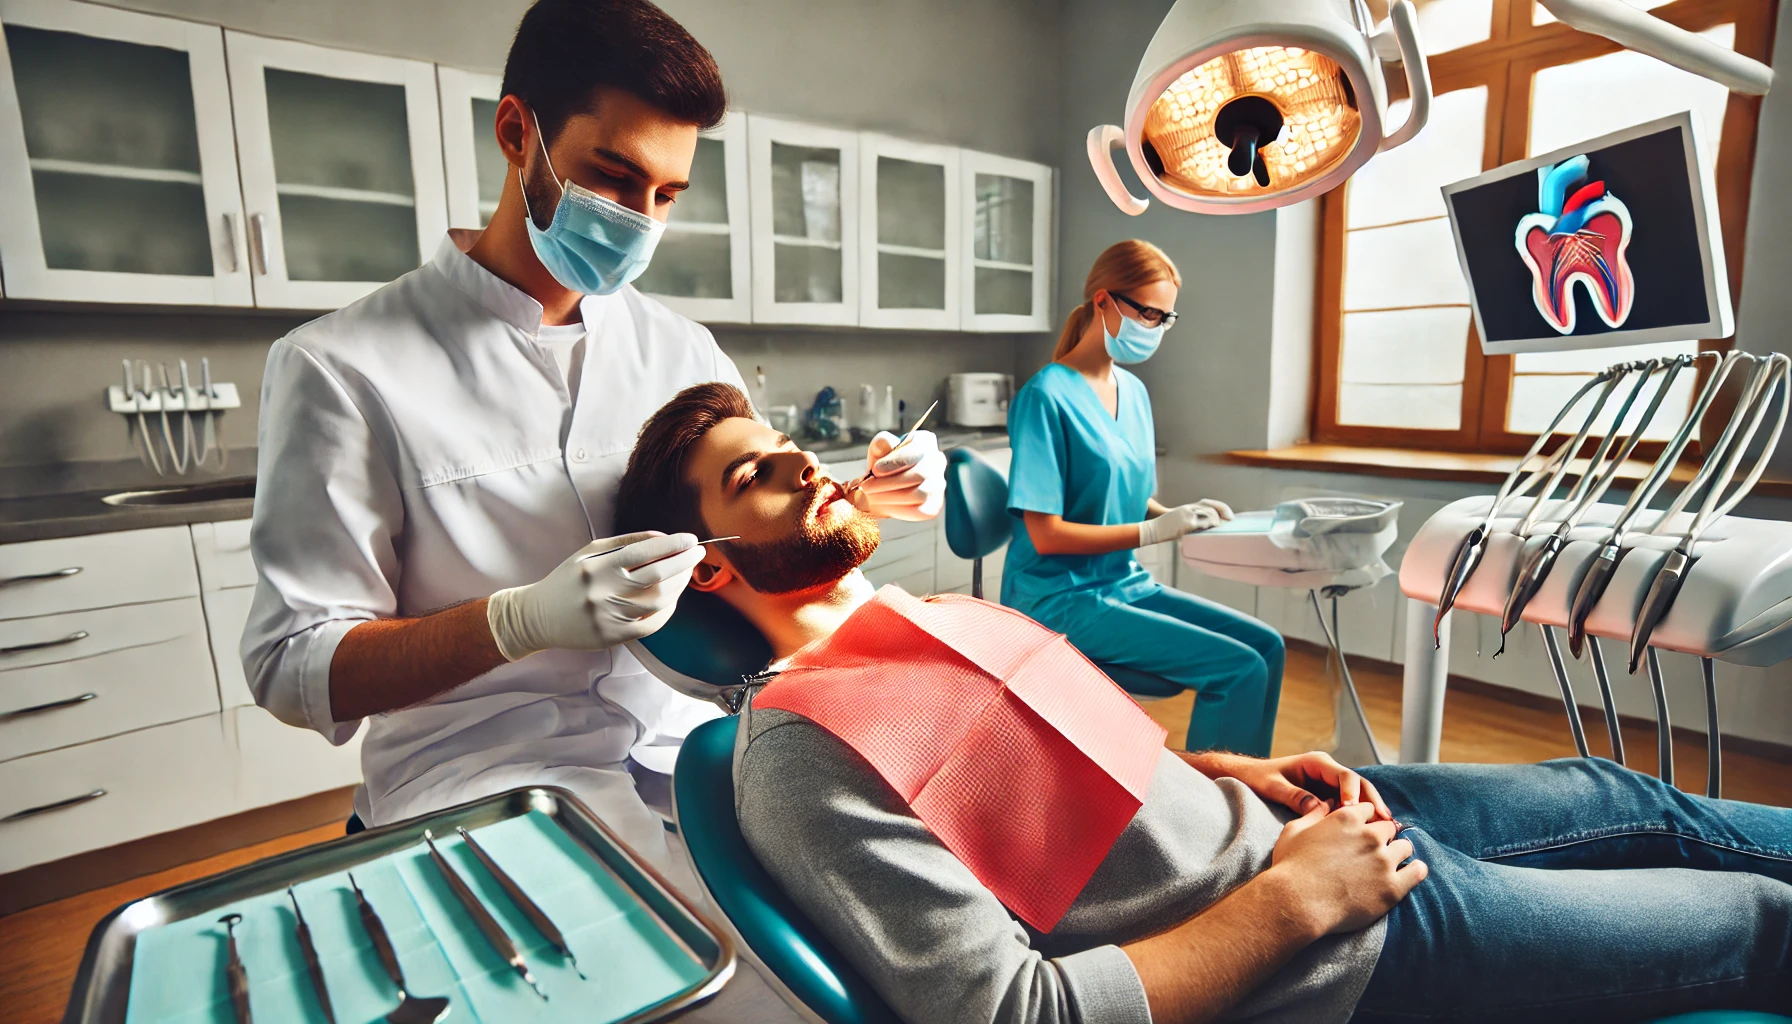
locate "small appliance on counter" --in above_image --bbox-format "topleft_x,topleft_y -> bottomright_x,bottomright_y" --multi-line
947,373 -> 1013,428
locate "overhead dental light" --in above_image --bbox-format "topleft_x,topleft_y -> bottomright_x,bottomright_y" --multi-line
1090,0 -> 1775,217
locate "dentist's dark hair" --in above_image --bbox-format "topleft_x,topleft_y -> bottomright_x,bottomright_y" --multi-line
501,0 -> 727,143
616,382 -> 756,540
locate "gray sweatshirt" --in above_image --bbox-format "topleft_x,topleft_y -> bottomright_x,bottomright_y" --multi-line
734,701 -> 1385,1024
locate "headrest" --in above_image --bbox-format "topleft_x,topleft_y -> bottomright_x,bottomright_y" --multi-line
943,447 -> 1011,561
628,589 -> 773,709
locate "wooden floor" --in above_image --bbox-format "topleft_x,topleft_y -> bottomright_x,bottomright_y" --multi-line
4,646 -> 1790,1023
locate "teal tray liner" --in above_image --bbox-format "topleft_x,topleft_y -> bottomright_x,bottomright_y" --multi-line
126,810 -> 709,1023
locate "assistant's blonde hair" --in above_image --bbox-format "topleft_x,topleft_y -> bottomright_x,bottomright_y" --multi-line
1053,240 -> 1182,361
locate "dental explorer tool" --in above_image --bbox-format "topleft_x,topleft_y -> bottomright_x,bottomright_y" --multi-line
848,400 -> 939,496
218,913 -> 253,1024
347,872 -> 451,1024
1498,359 -> 1685,644
1629,354 -> 1789,674
423,829 -> 549,1000
287,887 -> 337,1024
1430,369 -> 1620,647
455,825 -> 586,980
1565,350 -> 1741,657
582,535 -> 740,562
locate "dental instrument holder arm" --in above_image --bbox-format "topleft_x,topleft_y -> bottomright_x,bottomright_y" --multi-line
1430,368 -> 1620,646
1498,361 -> 1675,646
1630,355 -> 1792,673
1565,351 -> 1743,654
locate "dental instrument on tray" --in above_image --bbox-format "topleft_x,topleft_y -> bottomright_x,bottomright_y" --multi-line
347,871 -> 452,1024
423,829 -> 549,1000
455,825 -> 587,980
1431,365 -> 1624,649
846,400 -> 938,497
108,357 -> 240,477
1498,358 -> 1686,645
287,886 -> 337,1024
218,912 -> 253,1024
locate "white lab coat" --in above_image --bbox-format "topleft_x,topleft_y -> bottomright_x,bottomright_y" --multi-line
243,234 -> 738,852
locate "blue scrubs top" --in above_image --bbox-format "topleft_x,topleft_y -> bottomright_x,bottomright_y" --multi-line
1002,362 -> 1160,620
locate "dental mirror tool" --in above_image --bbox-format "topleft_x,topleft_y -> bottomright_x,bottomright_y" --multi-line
218,913 -> 252,1024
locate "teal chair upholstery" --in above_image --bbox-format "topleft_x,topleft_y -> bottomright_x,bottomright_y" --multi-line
942,446 -> 1183,700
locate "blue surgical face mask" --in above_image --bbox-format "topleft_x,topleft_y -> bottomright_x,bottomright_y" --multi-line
522,111 -> 666,296
1101,303 -> 1166,364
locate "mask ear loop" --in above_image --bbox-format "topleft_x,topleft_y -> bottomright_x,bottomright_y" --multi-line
518,107 -> 567,228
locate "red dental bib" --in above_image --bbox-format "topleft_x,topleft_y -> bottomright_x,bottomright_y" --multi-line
753,586 -> 1166,931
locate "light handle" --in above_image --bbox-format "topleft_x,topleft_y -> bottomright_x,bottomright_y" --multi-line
1086,124 -> 1150,216
1539,0 -> 1772,95
1377,0 -> 1432,152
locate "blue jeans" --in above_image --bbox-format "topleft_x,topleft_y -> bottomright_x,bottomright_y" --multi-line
1348,758 -> 1792,1022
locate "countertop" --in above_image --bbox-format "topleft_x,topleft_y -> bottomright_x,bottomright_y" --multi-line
0,430 -> 1010,546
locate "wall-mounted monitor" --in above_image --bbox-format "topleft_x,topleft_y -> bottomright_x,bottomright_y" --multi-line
1443,111 -> 1732,356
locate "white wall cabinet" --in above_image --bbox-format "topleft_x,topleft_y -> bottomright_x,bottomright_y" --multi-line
0,0 -> 251,305
224,30 -> 447,310
858,133 -> 960,330
436,65 -> 503,230
636,112 -> 752,323
961,151 -> 1053,332
748,115 -> 859,325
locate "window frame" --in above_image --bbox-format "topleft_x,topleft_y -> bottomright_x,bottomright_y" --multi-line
1312,0 -> 1776,454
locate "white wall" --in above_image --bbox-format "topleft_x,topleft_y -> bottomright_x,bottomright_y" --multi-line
1734,0 -> 1792,477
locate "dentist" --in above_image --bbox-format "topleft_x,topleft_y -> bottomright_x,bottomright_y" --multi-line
243,0 -> 944,876
1003,240 -> 1283,756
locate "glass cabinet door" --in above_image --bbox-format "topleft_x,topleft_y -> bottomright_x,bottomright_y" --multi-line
0,0 -> 250,304
436,66 -> 505,230
961,151 -> 1053,332
858,133 -> 959,330
636,112 -> 751,323
748,115 -> 858,325
225,30 -> 447,310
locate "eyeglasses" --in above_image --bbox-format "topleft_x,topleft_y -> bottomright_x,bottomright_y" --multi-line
1114,292 -> 1179,329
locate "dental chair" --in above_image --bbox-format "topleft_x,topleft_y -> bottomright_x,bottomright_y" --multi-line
643,591 -> 1781,1024
941,446 -> 1184,700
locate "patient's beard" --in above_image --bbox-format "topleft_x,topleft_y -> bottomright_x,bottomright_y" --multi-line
724,481 -> 881,595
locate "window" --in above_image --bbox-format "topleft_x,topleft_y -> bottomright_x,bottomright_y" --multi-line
1314,0 -> 1774,452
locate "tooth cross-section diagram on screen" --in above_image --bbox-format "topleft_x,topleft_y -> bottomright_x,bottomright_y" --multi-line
1514,154 -> 1636,335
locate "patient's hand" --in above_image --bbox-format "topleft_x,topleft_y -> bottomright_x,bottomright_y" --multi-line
1270,803 -> 1426,935
1183,750 -> 1392,823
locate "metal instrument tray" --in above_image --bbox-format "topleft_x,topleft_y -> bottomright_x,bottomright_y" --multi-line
63,786 -> 735,1023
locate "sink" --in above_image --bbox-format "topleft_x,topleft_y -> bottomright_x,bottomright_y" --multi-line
101,478 -> 255,506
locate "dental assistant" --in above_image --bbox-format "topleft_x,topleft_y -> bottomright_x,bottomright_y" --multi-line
242,0 -> 944,875
1002,239 -> 1284,756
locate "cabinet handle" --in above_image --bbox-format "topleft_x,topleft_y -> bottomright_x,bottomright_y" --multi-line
0,630 -> 89,656
3,789 -> 107,823
248,213 -> 269,276
221,212 -> 240,273
2,692 -> 97,721
0,567 -> 81,589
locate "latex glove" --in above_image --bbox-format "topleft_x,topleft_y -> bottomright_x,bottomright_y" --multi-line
850,428 -> 946,522
486,532 -> 705,662
1138,499 -> 1235,547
